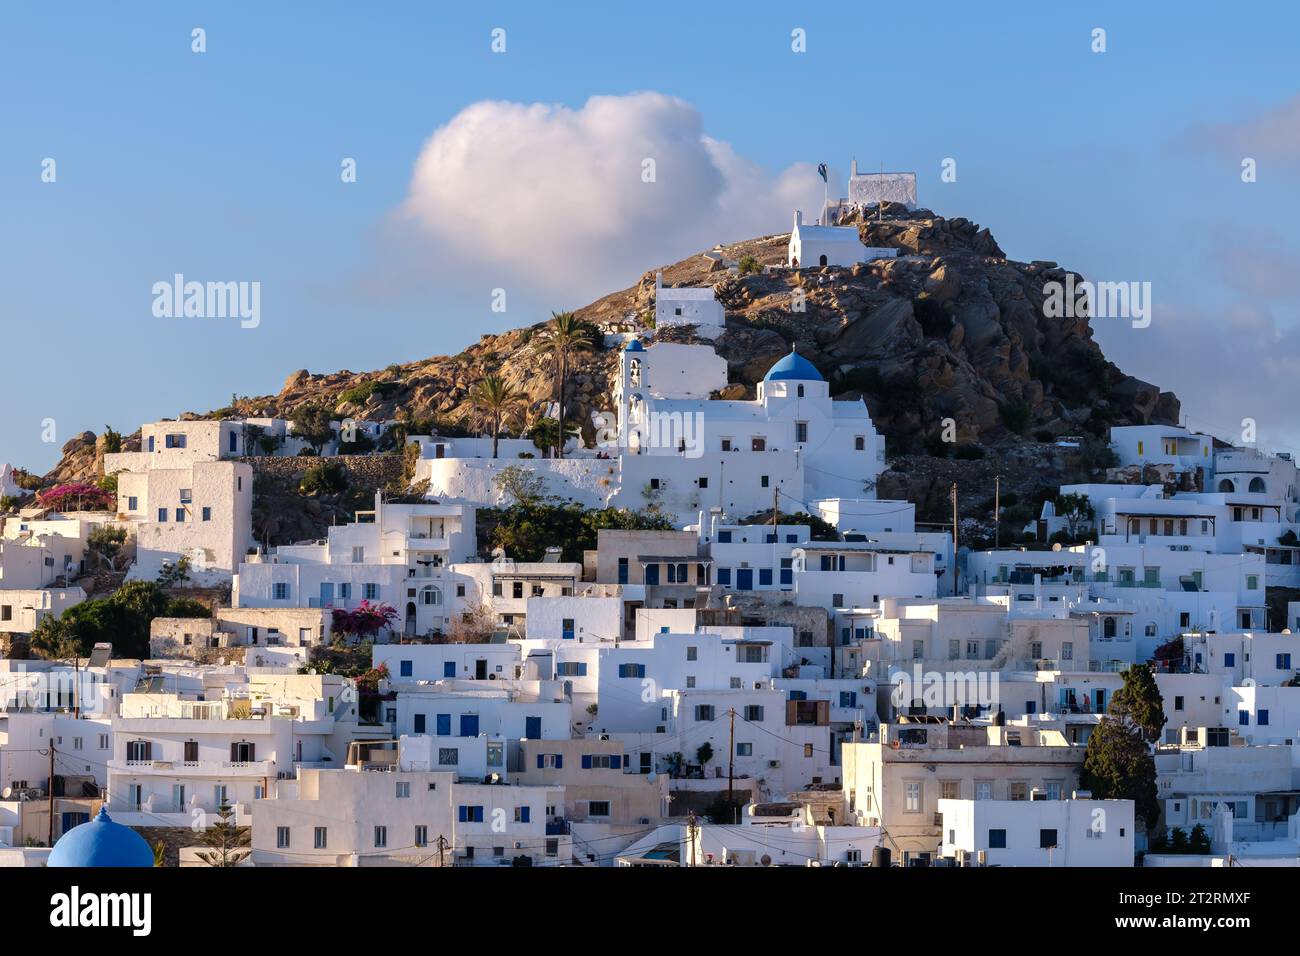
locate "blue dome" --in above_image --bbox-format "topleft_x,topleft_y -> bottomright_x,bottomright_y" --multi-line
48,808 -> 154,868
763,351 -> 823,382
624,339 -> 645,352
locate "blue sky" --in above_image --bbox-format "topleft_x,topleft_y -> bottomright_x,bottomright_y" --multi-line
3,0 -> 1298,470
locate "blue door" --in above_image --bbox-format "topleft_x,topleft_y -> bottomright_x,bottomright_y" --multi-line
525,716 -> 542,740
319,583 -> 335,605
736,568 -> 754,590
644,564 -> 659,585
459,714 -> 479,737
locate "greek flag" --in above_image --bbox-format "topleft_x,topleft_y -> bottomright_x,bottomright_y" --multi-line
817,162 -> 828,183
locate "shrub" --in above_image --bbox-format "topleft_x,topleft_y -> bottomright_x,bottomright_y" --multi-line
737,255 -> 761,275
1000,399 -> 1032,434
299,461 -> 347,495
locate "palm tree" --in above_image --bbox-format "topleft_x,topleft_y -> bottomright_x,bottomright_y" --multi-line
528,312 -> 595,459
468,374 -> 526,458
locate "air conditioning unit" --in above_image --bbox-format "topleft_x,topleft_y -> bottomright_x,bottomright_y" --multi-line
768,760 -> 780,768
638,817 -> 651,825
977,849 -> 987,866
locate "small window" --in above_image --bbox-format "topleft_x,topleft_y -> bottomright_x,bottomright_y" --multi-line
314,827 -> 328,849
276,826 -> 290,849
988,829 -> 1007,849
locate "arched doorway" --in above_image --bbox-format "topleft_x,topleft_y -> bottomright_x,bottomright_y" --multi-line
819,254 -> 828,266
405,602 -> 416,637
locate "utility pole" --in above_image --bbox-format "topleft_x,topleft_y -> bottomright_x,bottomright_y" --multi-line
687,811 -> 697,867
772,485 -> 779,532
951,483 -> 960,595
727,707 -> 736,824
47,746 -> 55,847
436,833 -> 448,868
993,474 -> 1001,551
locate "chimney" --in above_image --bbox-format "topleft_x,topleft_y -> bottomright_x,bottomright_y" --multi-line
851,158 -> 858,177
793,210 -> 803,229
655,271 -> 663,292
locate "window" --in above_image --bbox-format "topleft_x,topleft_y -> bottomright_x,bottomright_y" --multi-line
373,826 -> 387,848
126,740 -> 152,762
436,714 -> 451,736
1239,710 -> 1250,726
514,806 -> 531,823
1247,575 -> 1259,591
175,509 -> 185,522
562,618 -> 575,640
697,476 -> 708,488
556,662 -> 587,677
314,827 -> 328,849
988,829 -> 1007,849
396,781 -> 410,798
1224,653 -> 1235,667
400,660 -> 413,677
1174,696 -> 1184,711
587,801 -> 611,817
735,742 -> 752,756
364,583 -> 379,601
855,436 -> 865,451
165,433 -> 186,448
975,781 -> 992,801
512,582 -> 524,599
1259,709 -> 1270,726
157,508 -> 167,522
904,782 -> 921,812
618,663 -> 646,679
458,805 -> 484,823
414,826 -> 428,847
744,705 -> 763,721
760,475 -> 769,488
695,705 -> 715,721
1277,653 -> 1292,670
721,439 -> 732,452
752,437 -> 766,451
795,422 -> 808,443
804,743 -> 814,758
1039,829 -> 1058,849
413,714 -> 426,733
276,826 -> 290,849
183,740 -> 199,762
351,546 -> 365,563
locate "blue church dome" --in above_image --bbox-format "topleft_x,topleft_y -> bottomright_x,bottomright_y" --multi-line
763,350 -> 823,382
48,808 -> 154,868
624,339 -> 645,352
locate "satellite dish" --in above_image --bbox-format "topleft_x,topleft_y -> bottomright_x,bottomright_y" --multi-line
760,854 -> 773,867
1051,543 -> 1062,552
1,787 -> 11,799
646,771 -> 657,784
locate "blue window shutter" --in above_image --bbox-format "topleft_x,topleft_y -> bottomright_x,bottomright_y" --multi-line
537,754 -> 545,769
520,807 -> 530,823
554,755 -> 562,769
444,662 -> 455,677
581,755 -> 593,769
610,755 -> 621,769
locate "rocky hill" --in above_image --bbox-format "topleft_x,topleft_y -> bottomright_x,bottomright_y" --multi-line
40,204 -> 1179,531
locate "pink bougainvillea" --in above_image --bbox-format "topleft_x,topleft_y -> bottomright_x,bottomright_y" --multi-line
331,600 -> 398,638
37,482 -> 115,512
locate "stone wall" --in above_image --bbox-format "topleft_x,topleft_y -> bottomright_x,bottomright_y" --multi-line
240,453 -> 405,486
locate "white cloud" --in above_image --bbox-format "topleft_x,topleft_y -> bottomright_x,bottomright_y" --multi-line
398,92 -> 826,300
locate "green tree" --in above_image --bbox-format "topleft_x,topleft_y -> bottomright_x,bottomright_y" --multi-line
1109,664 -> 1166,743
468,374 -> 527,459
290,404 -> 335,454
527,312 -> 595,460
494,465 -> 550,507
1055,492 -> 1096,538
195,803 -> 251,867
29,580 -> 207,659
1188,823 -> 1212,854
1079,718 -> 1160,830
102,425 -> 123,454
86,525 -> 127,571
526,417 -> 579,458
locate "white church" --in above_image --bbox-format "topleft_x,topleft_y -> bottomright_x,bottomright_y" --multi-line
787,210 -> 899,269
415,339 -> 898,531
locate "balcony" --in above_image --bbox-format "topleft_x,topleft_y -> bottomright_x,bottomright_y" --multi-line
109,758 -> 273,777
